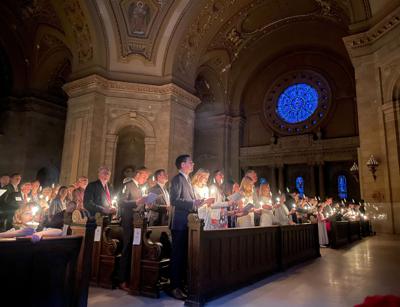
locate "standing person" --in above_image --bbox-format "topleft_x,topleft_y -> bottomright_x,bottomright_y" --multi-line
83,166 -> 116,217
1,174 -> 23,230
48,186 -> 68,221
169,155 -> 205,300
74,176 -> 88,209
118,166 -> 149,291
148,169 -> 170,226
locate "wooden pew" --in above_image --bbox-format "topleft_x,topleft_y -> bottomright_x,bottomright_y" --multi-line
91,214 -> 120,288
330,221 -> 350,248
130,213 -> 171,298
186,214 -> 320,307
348,221 -> 361,242
280,223 -> 320,269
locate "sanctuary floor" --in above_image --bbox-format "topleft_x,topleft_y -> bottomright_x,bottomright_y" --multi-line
88,234 -> 400,307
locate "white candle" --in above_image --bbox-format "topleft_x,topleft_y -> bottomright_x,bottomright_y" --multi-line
141,186 -> 147,196
31,206 -> 39,216
51,183 -> 55,188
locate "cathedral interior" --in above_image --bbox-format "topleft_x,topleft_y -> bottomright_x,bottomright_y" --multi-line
0,0 -> 399,235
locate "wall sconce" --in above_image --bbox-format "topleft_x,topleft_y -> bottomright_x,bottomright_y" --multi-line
350,161 -> 359,182
366,155 -> 379,181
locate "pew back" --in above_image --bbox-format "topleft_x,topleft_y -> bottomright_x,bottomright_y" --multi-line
0,236 -> 82,307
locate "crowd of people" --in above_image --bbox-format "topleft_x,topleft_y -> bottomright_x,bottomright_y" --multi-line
0,154 -> 372,300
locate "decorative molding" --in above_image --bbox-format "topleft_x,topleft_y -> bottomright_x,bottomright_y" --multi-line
343,6 -> 400,56
63,0 -> 93,64
64,74 -> 200,107
240,135 -> 359,166
381,101 -> 400,123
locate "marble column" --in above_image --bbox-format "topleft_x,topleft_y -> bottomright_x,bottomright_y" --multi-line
230,116 -> 245,182
278,165 -> 284,193
344,8 -> 400,233
318,162 -> 325,199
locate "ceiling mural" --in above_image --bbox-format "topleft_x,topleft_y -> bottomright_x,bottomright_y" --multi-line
110,0 -> 174,60
62,0 -> 93,64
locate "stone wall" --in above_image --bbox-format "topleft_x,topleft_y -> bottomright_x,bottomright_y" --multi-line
60,75 -> 199,185
344,6 -> 400,234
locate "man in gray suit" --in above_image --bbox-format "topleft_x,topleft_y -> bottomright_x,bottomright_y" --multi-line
118,166 -> 149,290
169,154 -> 213,300
148,169 -> 170,226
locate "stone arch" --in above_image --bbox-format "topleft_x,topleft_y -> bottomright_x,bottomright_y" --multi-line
105,112 -> 156,182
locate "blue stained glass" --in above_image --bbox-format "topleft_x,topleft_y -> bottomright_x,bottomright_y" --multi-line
338,175 -> 348,199
296,176 -> 305,197
276,83 -> 319,124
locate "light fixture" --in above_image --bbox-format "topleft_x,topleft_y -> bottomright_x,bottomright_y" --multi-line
350,161 -> 359,182
366,155 -> 379,181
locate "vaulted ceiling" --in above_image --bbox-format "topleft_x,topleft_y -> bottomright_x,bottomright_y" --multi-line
1,0 -> 398,104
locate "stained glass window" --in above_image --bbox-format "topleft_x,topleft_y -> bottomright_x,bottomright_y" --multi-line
338,175 -> 347,199
296,176 -> 305,197
276,83 -> 319,124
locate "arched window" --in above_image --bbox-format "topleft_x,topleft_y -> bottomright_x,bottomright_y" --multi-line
276,83 -> 319,124
338,175 -> 348,199
296,176 -> 305,197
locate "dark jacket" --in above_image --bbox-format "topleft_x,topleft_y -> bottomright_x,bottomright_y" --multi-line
83,180 -> 112,217
148,183 -> 169,226
119,179 -> 141,228
169,173 -> 196,231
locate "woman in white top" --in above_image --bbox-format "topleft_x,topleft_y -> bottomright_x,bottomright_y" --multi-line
258,183 -> 274,227
192,169 -> 226,230
236,176 -> 255,228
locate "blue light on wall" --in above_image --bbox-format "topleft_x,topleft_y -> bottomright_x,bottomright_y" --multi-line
338,175 -> 348,199
296,176 -> 305,197
276,83 -> 319,124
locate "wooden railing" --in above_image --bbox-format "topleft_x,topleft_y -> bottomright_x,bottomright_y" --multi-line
330,221 -> 362,249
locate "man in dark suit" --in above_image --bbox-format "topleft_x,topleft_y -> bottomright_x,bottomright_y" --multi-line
118,166 -> 149,290
169,154 -> 213,300
83,166 -> 116,217
148,169 -> 170,226
1,173 -> 22,230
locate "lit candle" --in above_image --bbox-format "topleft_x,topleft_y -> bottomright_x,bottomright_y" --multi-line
39,195 -> 43,199
45,196 -> 49,202
51,183 -> 55,189
286,187 -> 290,193
112,196 -> 118,208
31,206 -> 39,216
278,189 -> 281,195
27,197 -> 31,202
292,204 -> 296,208
39,186 -> 42,192
141,186 -> 147,196
122,185 -> 126,194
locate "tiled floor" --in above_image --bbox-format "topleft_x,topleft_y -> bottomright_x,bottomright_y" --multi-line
88,234 -> 400,307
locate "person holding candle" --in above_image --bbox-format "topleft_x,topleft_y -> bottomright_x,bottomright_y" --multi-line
2,181 -> 31,230
48,186 -> 68,221
30,180 -> 41,202
148,169 -> 170,226
118,166 -> 149,291
236,176 -> 255,228
209,170 -> 233,229
317,204 -> 329,246
258,182 -> 274,227
169,154 -> 207,300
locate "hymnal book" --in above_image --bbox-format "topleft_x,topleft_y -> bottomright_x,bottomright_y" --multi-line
243,203 -> 254,213
228,192 -> 243,202
143,192 -> 158,204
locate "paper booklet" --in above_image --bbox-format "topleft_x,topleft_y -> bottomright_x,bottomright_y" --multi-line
0,189 -> 6,197
243,203 -> 255,213
143,192 -> 159,204
228,192 -> 243,202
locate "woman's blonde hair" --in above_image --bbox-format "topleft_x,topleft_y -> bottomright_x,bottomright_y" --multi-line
240,176 -> 254,197
259,183 -> 271,197
13,204 -> 34,228
191,169 -> 210,188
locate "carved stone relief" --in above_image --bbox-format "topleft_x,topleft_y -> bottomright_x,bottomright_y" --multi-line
110,0 -> 174,60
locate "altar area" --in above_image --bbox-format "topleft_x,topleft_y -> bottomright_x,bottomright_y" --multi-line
88,235 -> 400,307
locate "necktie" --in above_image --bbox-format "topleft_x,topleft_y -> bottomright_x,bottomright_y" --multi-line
104,184 -> 111,205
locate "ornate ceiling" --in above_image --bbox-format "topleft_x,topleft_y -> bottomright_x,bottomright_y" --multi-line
0,0 -> 388,102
